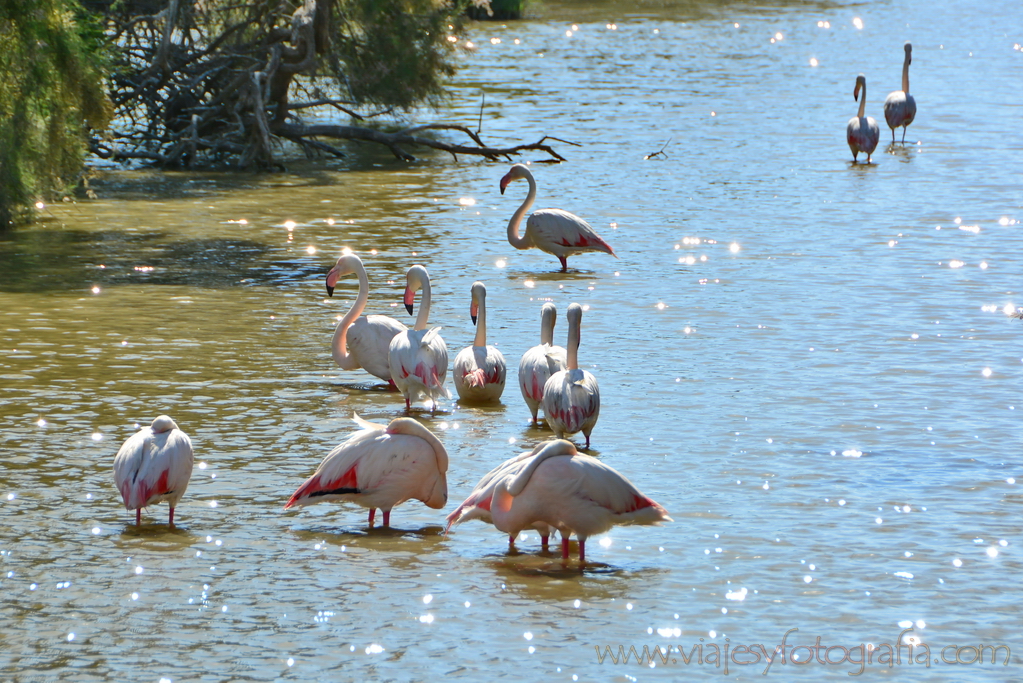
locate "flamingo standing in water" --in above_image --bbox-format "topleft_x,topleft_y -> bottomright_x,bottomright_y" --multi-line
284,414 -> 448,527
489,440 -> 672,562
847,74 -> 880,163
445,443 -> 555,548
388,265 -> 450,411
517,302 -> 567,424
453,281 -> 507,403
500,163 -> 616,271
325,253 -> 406,385
113,415 -> 193,527
542,303 -> 600,447
884,42 -> 917,144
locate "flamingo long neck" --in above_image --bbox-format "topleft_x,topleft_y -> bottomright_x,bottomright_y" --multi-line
539,307 -> 555,345
474,296 -> 488,347
567,315 -> 580,370
414,278 -> 432,331
331,263 -> 369,368
857,83 -> 866,119
902,54 -> 910,94
506,172 -> 536,250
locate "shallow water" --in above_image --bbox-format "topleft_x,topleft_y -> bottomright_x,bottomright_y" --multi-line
2,0 -> 1022,680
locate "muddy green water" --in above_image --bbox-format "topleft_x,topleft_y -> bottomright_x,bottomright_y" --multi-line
2,0 -> 1022,680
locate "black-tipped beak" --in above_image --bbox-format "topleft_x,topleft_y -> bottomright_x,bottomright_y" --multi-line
405,303 -> 414,315
326,280 -> 334,297
471,314 -> 478,325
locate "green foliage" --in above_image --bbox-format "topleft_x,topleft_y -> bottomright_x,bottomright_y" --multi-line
0,0 -> 111,227
332,0 -> 466,108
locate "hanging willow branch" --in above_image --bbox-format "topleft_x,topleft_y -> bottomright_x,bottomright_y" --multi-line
93,0 -> 567,168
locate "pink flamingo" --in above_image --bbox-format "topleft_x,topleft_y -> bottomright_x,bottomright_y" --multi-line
517,302 -> 567,424
490,440 -> 672,562
113,415 -> 193,527
884,42 -> 917,144
445,443 -> 555,548
542,303 -> 600,447
325,253 -> 406,385
500,163 -> 616,271
284,414 -> 448,527
388,265 -> 450,411
847,74 -> 880,163
453,281 -> 507,403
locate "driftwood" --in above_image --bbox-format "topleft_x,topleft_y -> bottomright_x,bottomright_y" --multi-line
95,0 -> 568,168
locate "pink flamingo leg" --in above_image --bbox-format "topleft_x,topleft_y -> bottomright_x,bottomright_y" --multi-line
169,507 -> 175,528
382,510 -> 391,527
135,508 -> 141,526
368,509 -> 376,526
541,534 -> 549,549
508,535 -> 515,548
579,539 -> 586,563
558,256 -> 568,271
561,537 -> 570,560
405,396 -> 411,411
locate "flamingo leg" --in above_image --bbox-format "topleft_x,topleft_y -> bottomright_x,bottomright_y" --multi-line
382,510 -> 391,527
368,509 -> 376,527
579,539 -> 586,564
509,535 -> 515,548
585,434 -> 591,448
541,534 -> 549,549
558,255 -> 568,271
169,506 -> 175,528
561,536 -> 570,560
135,508 -> 141,526
405,396 -> 411,412
901,127 -> 907,144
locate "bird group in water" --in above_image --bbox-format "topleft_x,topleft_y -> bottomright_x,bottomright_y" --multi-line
112,162 -> 669,564
846,42 -> 918,164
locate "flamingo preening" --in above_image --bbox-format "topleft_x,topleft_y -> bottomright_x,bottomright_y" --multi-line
489,440 -> 672,562
284,414 -> 448,527
884,42 -> 917,144
113,415 -> 194,527
500,163 -> 616,271
542,303 -> 600,447
325,253 -> 406,385
388,265 -> 450,411
517,302 -> 567,424
453,281 -> 507,403
847,74 -> 880,163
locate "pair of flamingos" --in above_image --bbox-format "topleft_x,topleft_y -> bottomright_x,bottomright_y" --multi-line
113,414 -> 669,563
846,42 -> 918,163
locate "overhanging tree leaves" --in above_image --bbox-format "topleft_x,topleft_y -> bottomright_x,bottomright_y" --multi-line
96,0 -> 566,168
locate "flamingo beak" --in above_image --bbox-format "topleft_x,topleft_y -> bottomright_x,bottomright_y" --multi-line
470,300 -> 478,325
499,174 -> 510,195
403,287 -> 415,315
325,267 -> 339,297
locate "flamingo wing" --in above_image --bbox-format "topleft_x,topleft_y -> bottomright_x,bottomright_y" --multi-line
543,369 -> 600,436
527,209 -> 615,256
347,314 -> 407,381
114,426 -> 193,510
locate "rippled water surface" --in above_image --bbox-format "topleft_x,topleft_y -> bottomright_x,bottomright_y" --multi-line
2,0 -> 1022,680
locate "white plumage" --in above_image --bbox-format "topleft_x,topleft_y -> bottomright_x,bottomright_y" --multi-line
325,253 -> 406,384
500,164 -> 616,271
453,281 -> 507,403
388,265 -> 450,411
113,415 -> 193,527
489,440 -> 672,561
884,42 -> 917,144
517,302 -> 567,424
542,303 -> 600,448
285,414 -> 448,527
847,74 -> 880,163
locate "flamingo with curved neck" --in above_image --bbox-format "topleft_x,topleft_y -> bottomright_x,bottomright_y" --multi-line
500,164 -> 616,271
453,281 -> 507,403
326,253 -> 406,384
542,303 -> 600,447
517,302 -> 567,424
847,74 -> 880,163
884,42 -> 917,144
388,265 -> 450,411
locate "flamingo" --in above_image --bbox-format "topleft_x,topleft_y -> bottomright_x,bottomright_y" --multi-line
113,415 -> 194,527
284,414 -> 448,527
325,253 -> 406,385
499,163 -> 616,271
847,74 -> 880,163
884,42 -> 917,144
542,303 -> 600,447
445,443 -> 555,548
388,265 -> 450,411
517,302 -> 567,424
490,440 -> 672,562
453,281 -> 507,403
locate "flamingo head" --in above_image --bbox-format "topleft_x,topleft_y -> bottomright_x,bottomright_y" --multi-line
904,41 -> 912,64
150,415 -> 178,433
469,281 -> 486,325
325,253 -> 360,297
853,74 -> 865,101
499,163 -> 530,195
404,264 -> 428,315
403,285 -> 415,315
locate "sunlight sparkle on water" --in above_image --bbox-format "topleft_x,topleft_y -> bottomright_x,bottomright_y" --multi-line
809,58 -> 818,67
91,286 -> 101,294
599,537 -> 612,548
986,547 -> 999,558
36,419 -> 45,427
495,259 -> 506,268
982,367 -> 992,377
91,432 -> 103,441
365,644 -> 384,654
852,17 -> 864,29
284,221 -> 295,230
419,614 -> 435,623
523,280 -> 535,288
458,197 -> 476,206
